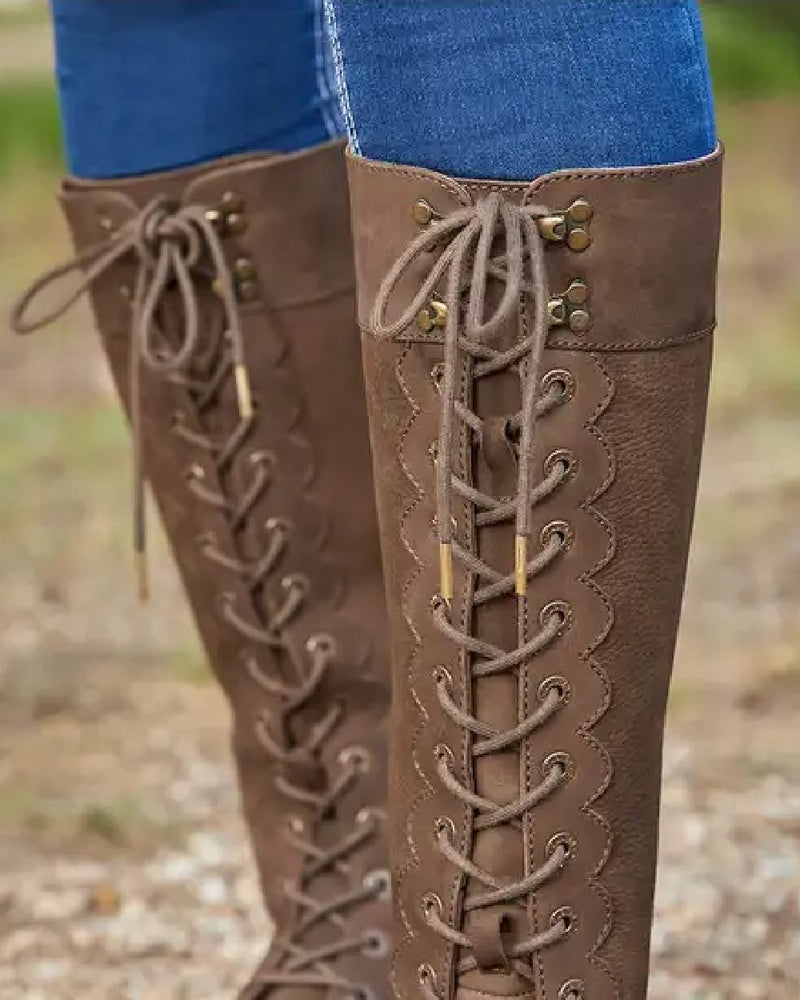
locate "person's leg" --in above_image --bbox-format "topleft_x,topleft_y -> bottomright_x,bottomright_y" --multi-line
325,0 -> 716,178
17,5 -> 392,998
51,0 -> 343,178
333,4 -> 723,1000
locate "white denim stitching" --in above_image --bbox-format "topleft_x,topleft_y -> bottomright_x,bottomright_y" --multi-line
322,0 -> 361,153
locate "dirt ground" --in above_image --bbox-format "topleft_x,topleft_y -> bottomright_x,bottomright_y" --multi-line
0,92 -> 799,999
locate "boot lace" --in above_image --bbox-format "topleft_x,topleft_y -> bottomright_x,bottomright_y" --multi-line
11,196 -> 385,996
372,193 -> 575,988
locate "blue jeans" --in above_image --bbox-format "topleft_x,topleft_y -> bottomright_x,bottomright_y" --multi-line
325,0 -> 716,179
51,0 -> 342,179
51,0 -> 715,181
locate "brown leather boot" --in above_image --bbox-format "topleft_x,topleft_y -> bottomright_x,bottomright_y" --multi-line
346,147 -> 723,1000
12,141 -> 390,1000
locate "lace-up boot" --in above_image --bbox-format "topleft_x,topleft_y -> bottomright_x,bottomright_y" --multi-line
12,141 -> 390,1000
346,147 -> 723,1000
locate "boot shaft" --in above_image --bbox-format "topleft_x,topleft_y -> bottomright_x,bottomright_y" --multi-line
348,149 -> 723,1000
15,141 -> 391,1000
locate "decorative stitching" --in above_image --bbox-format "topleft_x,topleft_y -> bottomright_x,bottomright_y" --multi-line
392,343 -> 437,1000
576,352 -> 620,998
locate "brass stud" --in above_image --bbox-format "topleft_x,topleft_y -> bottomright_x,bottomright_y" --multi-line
205,207 -> 223,228
548,280 -> 591,335
569,309 -> 591,334
234,257 -> 256,280
564,279 -> 589,306
237,279 -> 260,302
226,212 -> 247,235
568,198 -> 593,224
221,191 -> 244,213
416,297 -> 448,333
412,199 -> 440,227
567,228 -> 591,253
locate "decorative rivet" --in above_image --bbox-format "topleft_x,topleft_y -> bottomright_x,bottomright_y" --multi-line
568,198 -> 593,224
221,191 -> 244,213
549,280 -> 591,334
567,228 -> 591,253
433,664 -> 453,688
412,200 -> 440,227
416,297 -> 448,333
237,279 -> 260,302
234,257 -> 256,280
568,309 -> 591,334
564,279 -> 589,306
226,212 -> 247,235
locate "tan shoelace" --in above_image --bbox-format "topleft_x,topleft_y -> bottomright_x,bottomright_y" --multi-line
10,198 -> 383,998
372,193 -> 574,985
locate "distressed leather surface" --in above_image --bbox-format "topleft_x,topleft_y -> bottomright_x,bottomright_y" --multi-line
349,149 -> 722,1000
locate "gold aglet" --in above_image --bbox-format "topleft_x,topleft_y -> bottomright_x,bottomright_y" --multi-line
234,363 -> 253,420
515,535 -> 528,597
136,551 -> 150,604
439,542 -> 454,603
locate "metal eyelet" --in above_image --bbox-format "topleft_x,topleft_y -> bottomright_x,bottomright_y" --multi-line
541,368 -> 576,404
550,906 -> 578,935
427,441 -> 439,464
184,462 -> 206,482
433,743 -> 454,767
547,832 -> 577,868
538,675 -> 571,706
339,745 -> 371,773
543,751 -> 575,781
417,964 -> 437,988
421,891 -> 443,921
356,806 -> 384,827
430,363 -> 445,392
363,868 -> 391,900
540,600 -> 573,634
286,815 -> 305,835
559,980 -> 586,1000
432,665 -> 453,689
540,520 -> 573,552
306,633 -> 337,657
362,930 -> 389,958
544,448 -> 577,481
281,573 -> 310,597
215,591 -> 235,615
434,816 -> 456,842
249,449 -> 275,468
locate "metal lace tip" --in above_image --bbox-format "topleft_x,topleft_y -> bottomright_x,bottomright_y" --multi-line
515,535 -> 528,597
136,551 -> 150,604
439,542 -> 454,604
234,363 -> 253,420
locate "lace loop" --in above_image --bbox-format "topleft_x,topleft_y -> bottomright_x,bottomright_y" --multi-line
373,192 -> 575,983
10,196 -> 252,599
